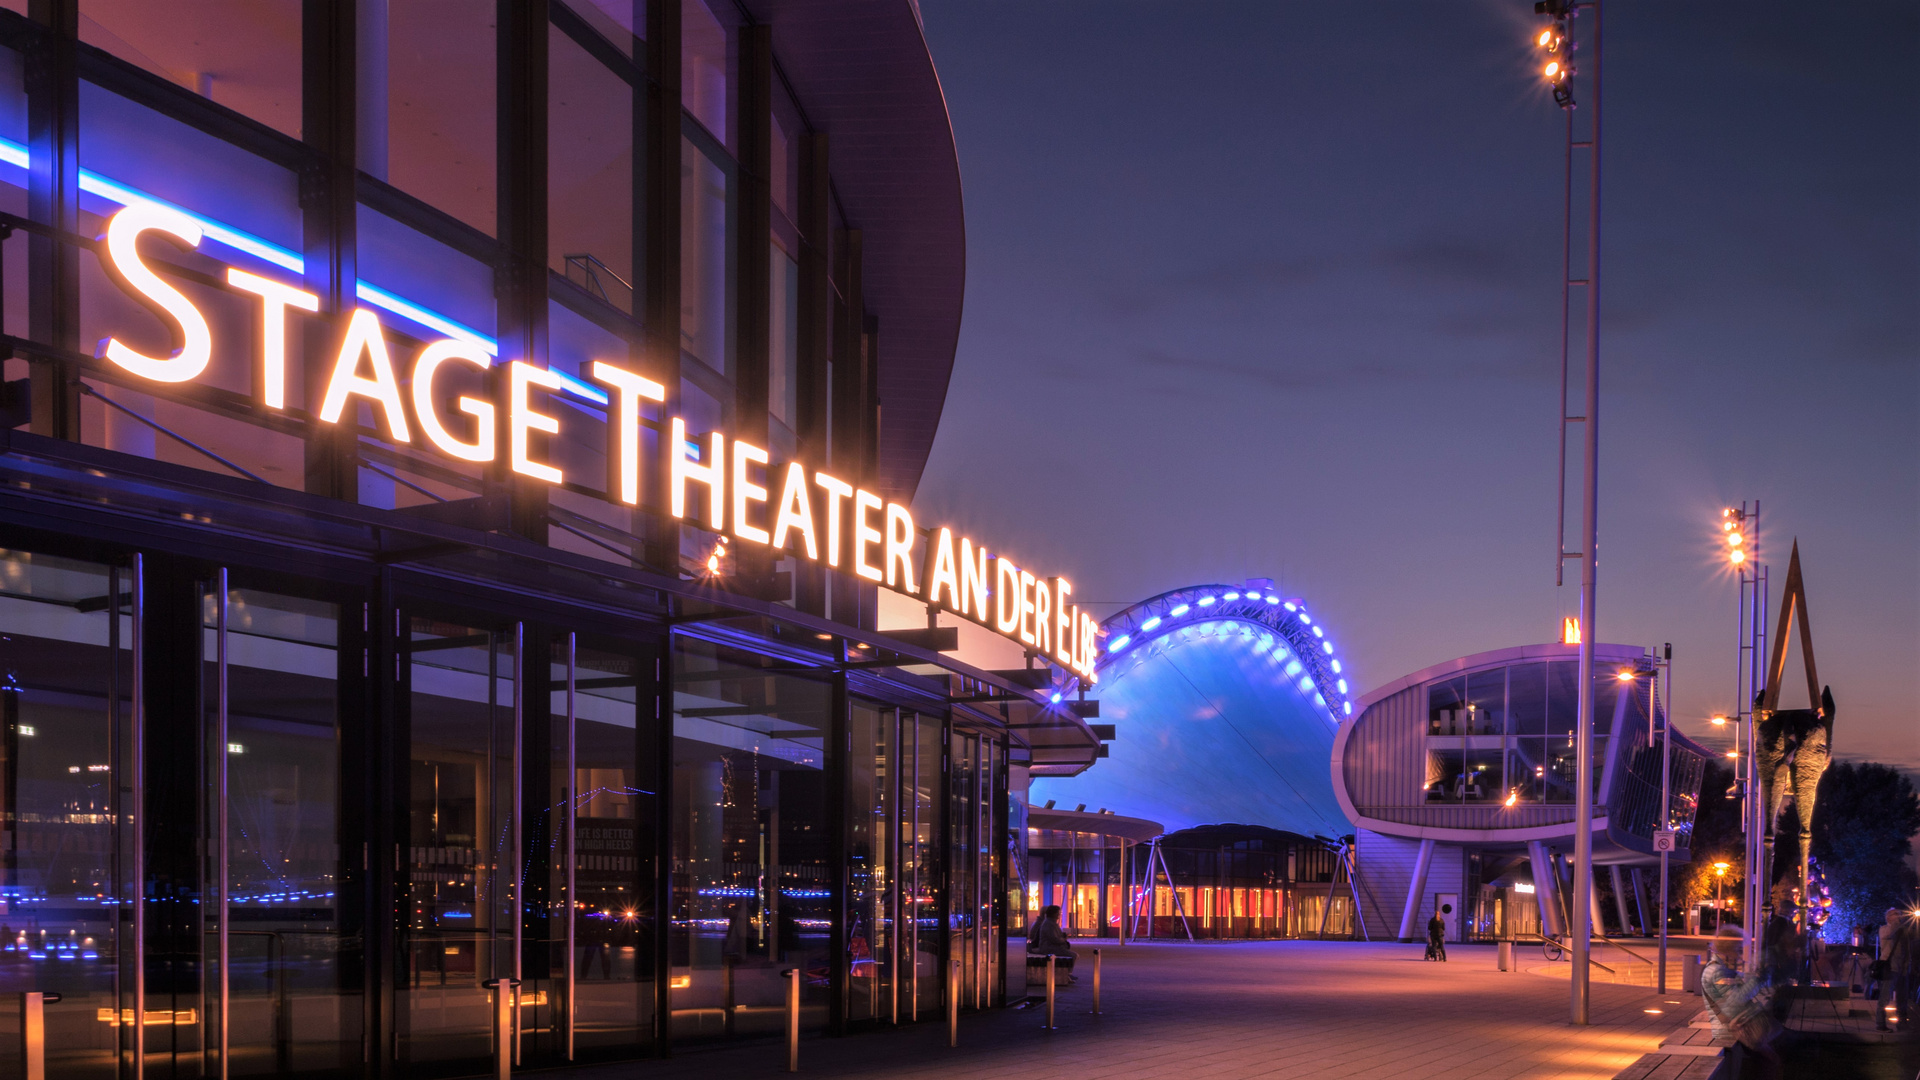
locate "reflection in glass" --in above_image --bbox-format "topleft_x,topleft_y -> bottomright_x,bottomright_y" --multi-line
670,639 -> 830,1042
681,141 -> 731,377
209,588 -> 357,1076
398,619 -> 517,1077
0,551 -> 126,1079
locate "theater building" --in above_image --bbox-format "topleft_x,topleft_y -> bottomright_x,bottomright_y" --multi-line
0,2 -> 1100,1076
1333,642 -> 1713,943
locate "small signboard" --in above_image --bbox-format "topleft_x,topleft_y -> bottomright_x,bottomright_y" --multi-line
1652,829 -> 1677,852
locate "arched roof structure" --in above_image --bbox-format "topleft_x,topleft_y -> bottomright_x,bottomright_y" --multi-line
1030,584 -> 1355,840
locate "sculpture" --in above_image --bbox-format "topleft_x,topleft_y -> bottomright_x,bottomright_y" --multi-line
1754,542 -> 1829,914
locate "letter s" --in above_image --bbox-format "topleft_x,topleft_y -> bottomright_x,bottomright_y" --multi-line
98,203 -> 213,383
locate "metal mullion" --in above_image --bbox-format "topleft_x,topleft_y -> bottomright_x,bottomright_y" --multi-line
887,709 -> 900,1025
216,568 -> 230,1080
564,631 -> 577,1061
511,622 -> 524,1065
130,552 -> 145,1080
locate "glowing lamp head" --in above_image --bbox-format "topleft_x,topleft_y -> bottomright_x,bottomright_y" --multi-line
1615,669 -> 1635,682
1727,531 -> 1743,547
1709,715 -> 1729,726
1730,549 -> 1747,565
1713,862 -> 1730,875
1537,29 -> 1552,46
1503,790 -> 1518,808
1726,750 -> 1739,759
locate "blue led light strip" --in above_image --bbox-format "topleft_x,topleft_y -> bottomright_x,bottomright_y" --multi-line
0,138 -> 611,406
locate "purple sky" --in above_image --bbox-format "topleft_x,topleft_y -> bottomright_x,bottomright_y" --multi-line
910,2 -> 1917,769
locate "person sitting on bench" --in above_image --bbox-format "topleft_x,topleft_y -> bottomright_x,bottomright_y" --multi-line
1027,904 -> 1077,982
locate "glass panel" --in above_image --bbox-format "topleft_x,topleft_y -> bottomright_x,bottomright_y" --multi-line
1426,677 -> 1466,735
681,0 -> 731,147
1546,661 -> 1580,746
670,639 -> 831,1042
558,639 -> 656,1061
947,733 -> 973,1007
1508,663 -> 1548,737
846,702 -> 889,1022
79,1 -> 302,137
681,141 -> 731,378
1462,744 -> 1503,805
571,0 -> 645,57
213,588 -> 356,1076
1423,748 -> 1464,803
910,713 -> 943,1020
769,246 -> 798,428
398,619 -> 517,1077
550,20 -> 635,314
383,1 -> 496,235
1466,668 -> 1506,736
0,551 -> 126,1080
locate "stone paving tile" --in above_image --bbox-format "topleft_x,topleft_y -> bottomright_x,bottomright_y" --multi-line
551,941 -> 1694,1080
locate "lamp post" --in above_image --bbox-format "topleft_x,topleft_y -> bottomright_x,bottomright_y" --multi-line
1714,862 -> 1730,932
1537,0 -> 1602,1026
1723,503 -> 1768,966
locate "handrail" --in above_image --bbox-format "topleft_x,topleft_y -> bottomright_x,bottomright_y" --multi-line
562,253 -> 633,304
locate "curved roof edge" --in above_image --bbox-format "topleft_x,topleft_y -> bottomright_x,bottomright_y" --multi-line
1354,641 -> 1649,713
746,0 -> 965,503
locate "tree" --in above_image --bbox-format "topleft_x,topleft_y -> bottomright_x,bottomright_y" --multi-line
1675,760 -> 1746,923
1808,761 -> 1920,940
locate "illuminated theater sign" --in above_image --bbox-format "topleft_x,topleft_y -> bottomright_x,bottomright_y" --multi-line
96,203 -> 1098,680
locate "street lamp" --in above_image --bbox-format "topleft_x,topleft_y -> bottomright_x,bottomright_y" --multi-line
1714,862 -> 1730,932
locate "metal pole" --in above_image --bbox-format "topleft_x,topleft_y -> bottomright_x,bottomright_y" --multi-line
564,631 -> 576,1061
1570,0 -> 1603,1027
1090,948 -> 1101,1015
1042,955 -> 1056,1030
216,568 -> 230,1080
485,979 -> 513,1080
1659,645 -> 1671,993
947,957 -> 958,1046
784,967 -> 800,1071
511,622 -> 524,1064
1748,508 -> 1766,968
130,553 -> 144,1080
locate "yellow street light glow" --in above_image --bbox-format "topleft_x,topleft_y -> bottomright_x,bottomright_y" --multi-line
1544,61 -> 1561,78
1616,669 -> 1635,681
1537,29 -> 1553,46
1727,531 -> 1743,546
1713,862 -> 1730,874
1730,549 -> 1746,564
1504,790 -> 1518,808
1710,715 -> 1729,726
1722,521 -> 1736,532
1726,750 -> 1739,759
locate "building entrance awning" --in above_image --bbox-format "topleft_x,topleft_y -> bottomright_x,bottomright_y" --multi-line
1027,807 -> 1163,848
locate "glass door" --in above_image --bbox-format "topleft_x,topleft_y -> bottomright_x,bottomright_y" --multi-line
0,551 -> 134,1080
397,618 -> 520,1078
203,579 -> 357,1078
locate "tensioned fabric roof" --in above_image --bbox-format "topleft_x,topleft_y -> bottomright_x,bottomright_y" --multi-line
1032,586 -> 1355,841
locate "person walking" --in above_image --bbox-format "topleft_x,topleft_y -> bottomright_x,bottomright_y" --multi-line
1425,904 -> 1449,962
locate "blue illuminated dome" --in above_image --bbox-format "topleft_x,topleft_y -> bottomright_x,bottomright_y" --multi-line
1032,584 -> 1354,839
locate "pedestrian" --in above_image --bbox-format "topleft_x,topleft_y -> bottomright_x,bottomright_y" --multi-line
1027,904 -> 1077,982
1701,926 -> 1783,1080
1880,906 -> 1918,1033
1425,904 -> 1449,962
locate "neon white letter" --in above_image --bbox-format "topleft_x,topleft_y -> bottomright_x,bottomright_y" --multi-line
508,362 -> 563,483
771,462 -> 819,559
731,439 -> 771,544
961,538 -> 991,623
1052,578 -> 1075,666
884,503 -> 917,593
412,339 -> 495,462
99,203 -> 212,384
995,558 -> 1021,635
318,309 -> 411,442
814,472 -> 853,568
853,489 -> 884,583
591,360 -> 664,506
226,268 -> 318,409
1032,575 -> 1051,653
926,528 -> 960,611
670,417 -> 725,528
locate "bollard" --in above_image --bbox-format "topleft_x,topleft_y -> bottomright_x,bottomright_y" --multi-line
1090,949 -> 1101,1015
1043,955 -> 1057,1030
1498,940 -> 1514,971
947,958 -> 959,1047
1682,954 -> 1703,994
22,992 -> 59,1080
481,979 -> 519,1080
783,967 -> 800,1072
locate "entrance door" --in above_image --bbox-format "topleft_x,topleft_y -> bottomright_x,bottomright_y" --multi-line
1436,893 -> 1460,942
397,617 -> 521,1078
0,551 -> 134,1080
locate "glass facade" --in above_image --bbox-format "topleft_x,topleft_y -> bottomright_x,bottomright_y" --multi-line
1422,659 -> 1647,807
0,4 -> 1045,1078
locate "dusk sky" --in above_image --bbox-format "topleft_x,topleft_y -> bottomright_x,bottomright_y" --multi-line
910,2 -> 1917,770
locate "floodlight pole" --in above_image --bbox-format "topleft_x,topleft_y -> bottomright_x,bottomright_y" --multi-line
1544,0 -> 1603,1026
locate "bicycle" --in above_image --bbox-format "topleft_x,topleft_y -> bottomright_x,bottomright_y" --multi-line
1542,936 -> 1565,962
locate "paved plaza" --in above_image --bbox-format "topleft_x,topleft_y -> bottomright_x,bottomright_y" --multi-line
564,941 -> 1718,1080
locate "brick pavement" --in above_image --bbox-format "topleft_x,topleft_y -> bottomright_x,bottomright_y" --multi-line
554,940 -> 1693,1080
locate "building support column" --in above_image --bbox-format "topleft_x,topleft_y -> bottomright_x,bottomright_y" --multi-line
1609,865 -> 1632,937
1629,867 -> 1650,936
1527,841 -> 1562,939
1589,867 -> 1608,937
1396,838 -> 1435,942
